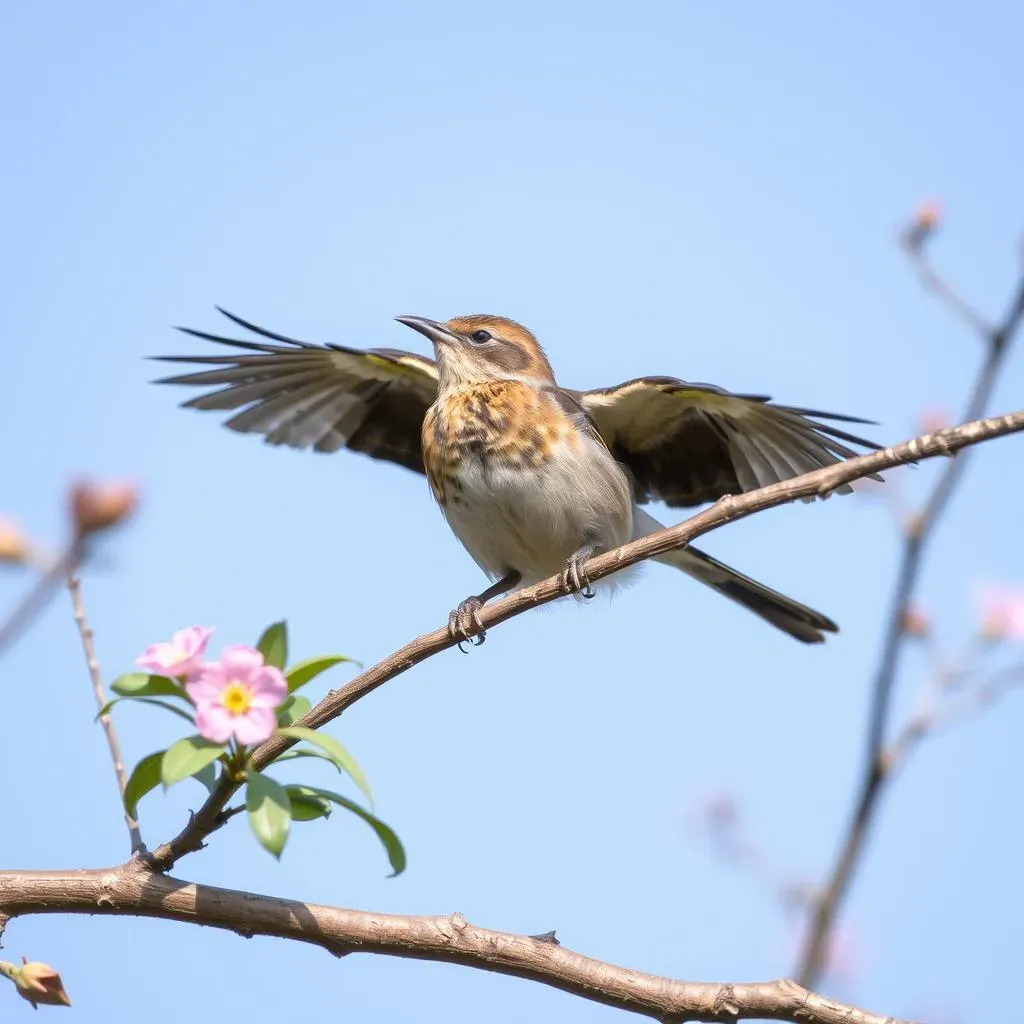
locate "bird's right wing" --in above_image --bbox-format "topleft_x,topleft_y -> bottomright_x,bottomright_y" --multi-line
152,308 -> 439,474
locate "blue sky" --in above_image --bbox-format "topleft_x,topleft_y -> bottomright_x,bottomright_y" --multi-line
2,1 -> 1023,1020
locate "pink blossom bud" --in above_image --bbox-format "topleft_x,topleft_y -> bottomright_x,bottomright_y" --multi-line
70,481 -> 138,537
6,959 -> 71,1008
0,517 -> 29,564
904,198 -> 942,249
917,407 -> 950,434
900,605 -> 930,638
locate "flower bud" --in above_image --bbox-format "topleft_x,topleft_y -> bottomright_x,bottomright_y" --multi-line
2,959 -> 71,1008
904,198 -> 942,249
0,517 -> 29,564
70,481 -> 138,537
900,605 -> 929,639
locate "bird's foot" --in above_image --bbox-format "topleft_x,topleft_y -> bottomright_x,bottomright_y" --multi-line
448,597 -> 486,652
561,546 -> 597,600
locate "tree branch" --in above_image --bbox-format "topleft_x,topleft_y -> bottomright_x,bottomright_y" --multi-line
146,409 -> 1024,872
0,865 -> 916,1024
795,262 -> 1024,986
0,543 -> 81,659
67,573 -> 142,854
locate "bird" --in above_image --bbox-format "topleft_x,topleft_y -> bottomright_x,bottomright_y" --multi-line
152,308 -> 880,648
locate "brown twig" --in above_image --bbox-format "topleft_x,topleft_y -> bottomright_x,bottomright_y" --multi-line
795,254 -> 1024,986
146,409 -> 1024,872
66,574 -> 142,853
0,864 -> 916,1024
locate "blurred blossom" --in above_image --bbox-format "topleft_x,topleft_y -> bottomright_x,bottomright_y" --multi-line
900,604 -> 930,639
786,921 -> 861,986
974,584 -> 1024,642
3,959 -> 71,1008
0,516 -> 29,564
917,406 -> 951,434
70,480 -> 138,536
904,197 -> 942,249
187,644 -> 287,745
695,789 -> 739,830
136,625 -> 215,677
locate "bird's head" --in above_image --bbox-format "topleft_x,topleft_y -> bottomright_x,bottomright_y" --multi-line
395,314 -> 555,389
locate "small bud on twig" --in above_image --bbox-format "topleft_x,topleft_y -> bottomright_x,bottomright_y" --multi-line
903,198 -> 942,250
0,517 -> 29,565
900,605 -> 930,639
70,481 -> 138,538
0,958 -> 71,1008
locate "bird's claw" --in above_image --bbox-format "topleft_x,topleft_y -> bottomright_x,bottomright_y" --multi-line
561,552 -> 596,599
448,597 -> 486,652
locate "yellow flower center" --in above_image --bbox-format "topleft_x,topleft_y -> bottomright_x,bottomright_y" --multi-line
222,681 -> 253,716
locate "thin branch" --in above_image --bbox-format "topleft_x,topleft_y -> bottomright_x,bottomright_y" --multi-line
146,409 -> 1024,872
796,267 -> 1024,986
901,236 -> 994,336
66,574 -> 142,854
0,544 -> 81,659
0,865 -> 917,1024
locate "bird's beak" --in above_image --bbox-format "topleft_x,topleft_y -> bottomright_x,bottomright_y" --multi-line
394,316 -> 460,349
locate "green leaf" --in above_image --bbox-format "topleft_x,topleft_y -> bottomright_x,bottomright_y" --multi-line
275,726 -> 373,808
246,771 -> 291,857
287,785 -> 406,876
96,696 -> 195,725
110,672 -> 190,701
284,787 -> 333,822
194,761 -> 219,794
285,654 -> 359,693
271,747 -> 343,773
276,694 -> 311,727
124,750 -> 165,818
161,735 -> 225,787
256,621 -> 288,670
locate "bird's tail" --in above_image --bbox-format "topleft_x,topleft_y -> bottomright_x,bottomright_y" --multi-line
632,508 -> 838,644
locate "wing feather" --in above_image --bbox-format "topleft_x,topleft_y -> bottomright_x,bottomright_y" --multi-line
152,309 -> 438,474
580,377 -> 880,507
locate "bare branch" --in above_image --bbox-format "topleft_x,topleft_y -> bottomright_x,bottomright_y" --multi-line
0,865 -> 917,1024
796,264 -> 1024,986
0,544 -> 81,659
66,574 -> 142,853
146,409 -> 1024,872
901,236 -> 994,336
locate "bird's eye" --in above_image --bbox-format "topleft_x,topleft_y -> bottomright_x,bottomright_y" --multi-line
470,329 -> 492,344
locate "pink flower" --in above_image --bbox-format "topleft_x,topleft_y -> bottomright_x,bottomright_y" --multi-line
974,584 -> 1024,642
186,645 -> 287,745
136,626 -> 214,677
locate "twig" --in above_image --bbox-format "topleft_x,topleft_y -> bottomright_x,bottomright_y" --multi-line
0,864 -> 917,1024
146,409 -> 1024,872
901,236 -> 995,336
0,544 -> 81,659
66,574 -> 142,854
795,261 -> 1024,986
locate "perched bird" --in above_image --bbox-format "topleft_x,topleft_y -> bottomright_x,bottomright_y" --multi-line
153,309 -> 879,647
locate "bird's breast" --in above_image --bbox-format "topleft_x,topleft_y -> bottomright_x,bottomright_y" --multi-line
421,381 -> 577,505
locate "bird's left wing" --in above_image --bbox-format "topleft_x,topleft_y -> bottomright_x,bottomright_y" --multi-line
579,376 -> 881,508
152,308 -> 438,474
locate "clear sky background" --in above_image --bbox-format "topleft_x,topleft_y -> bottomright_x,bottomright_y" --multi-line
2,2 -> 1022,1021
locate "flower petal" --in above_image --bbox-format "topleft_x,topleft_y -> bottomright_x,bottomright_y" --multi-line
136,642 -> 178,672
195,704 -> 234,744
172,625 -> 214,658
231,706 -> 277,745
186,664 -> 227,704
219,644 -> 265,683
247,667 -> 287,707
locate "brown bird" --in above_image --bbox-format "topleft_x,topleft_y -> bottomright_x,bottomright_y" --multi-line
154,308 -> 879,647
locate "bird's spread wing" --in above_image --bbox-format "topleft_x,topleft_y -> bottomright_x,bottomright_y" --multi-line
579,376 -> 881,507
152,308 -> 438,473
